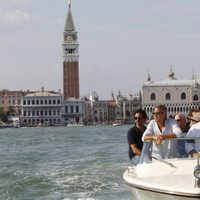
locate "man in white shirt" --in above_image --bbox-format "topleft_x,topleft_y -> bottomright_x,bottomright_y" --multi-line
175,113 -> 189,157
185,112 -> 200,157
142,105 -> 182,159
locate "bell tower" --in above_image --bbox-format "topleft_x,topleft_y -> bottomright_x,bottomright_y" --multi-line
62,0 -> 79,99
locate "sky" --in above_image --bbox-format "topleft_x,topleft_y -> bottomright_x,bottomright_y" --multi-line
1,0 -> 200,99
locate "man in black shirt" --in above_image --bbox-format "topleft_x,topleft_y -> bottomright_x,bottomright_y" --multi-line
127,109 -> 147,165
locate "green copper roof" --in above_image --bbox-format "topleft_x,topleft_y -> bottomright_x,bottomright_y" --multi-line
64,3 -> 75,32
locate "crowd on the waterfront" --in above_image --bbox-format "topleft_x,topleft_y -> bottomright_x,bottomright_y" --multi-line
127,105 -> 200,165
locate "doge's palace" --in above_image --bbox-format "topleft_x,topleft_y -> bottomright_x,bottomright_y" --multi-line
141,69 -> 200,117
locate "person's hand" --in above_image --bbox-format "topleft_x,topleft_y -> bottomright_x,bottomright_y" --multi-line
192,152 -> 199,158
153,135 -> 165,145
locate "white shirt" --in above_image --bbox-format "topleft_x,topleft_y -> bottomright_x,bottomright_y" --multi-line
142,118 -> 182,159
185,121 -> 200,154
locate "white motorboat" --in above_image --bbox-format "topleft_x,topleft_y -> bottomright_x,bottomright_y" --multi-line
67,123 -> 84,127
122,138 -> 200,200
113,123 -> 122,126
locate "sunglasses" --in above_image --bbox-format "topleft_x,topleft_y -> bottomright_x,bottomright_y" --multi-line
134,117 -> 142,120
176,119 -> 181,122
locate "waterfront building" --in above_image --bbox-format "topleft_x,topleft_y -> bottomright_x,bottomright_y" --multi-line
141,69 -> 200,117
115,91 -> 142,124
62,1 -> 79,100
21,88 -> 62,126
62,98 -> 85,125
83,91 -> 141,125
0,90 -> 30,116
83,91 -> 116,125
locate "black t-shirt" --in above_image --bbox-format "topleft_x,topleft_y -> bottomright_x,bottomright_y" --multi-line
127,126 -> 146,160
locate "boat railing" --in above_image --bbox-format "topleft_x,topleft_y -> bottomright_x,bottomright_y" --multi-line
139,137 -> 200,164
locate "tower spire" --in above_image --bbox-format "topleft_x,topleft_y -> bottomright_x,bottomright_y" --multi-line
68,0 -> 71,8
65,0 -> 75,31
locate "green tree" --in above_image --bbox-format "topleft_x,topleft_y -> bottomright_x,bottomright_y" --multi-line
0,107 -> 7,122
7,106 -> 15,116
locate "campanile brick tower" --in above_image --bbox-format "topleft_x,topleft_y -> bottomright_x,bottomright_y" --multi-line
62,0 -> 79,99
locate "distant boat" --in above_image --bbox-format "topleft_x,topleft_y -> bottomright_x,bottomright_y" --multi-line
13,121 -> 20,128
67,123 -> 84,127
112,123 -> 122,126
8,117 -> 21,128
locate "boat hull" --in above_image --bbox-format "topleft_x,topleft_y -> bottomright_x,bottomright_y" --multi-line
128,187 -> 200,200
122,140 -> 200,200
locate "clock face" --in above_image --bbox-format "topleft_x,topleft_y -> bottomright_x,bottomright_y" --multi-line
65,48 -> 75,54
67,36 -> 73,41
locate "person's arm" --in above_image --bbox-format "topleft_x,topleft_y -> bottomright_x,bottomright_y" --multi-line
162,133 -> 177,139
142,120 -> 154,142
144,133 -> 177,145
185,128 -> 197,157
130,144 -> 141,156
144,134 -> 163,145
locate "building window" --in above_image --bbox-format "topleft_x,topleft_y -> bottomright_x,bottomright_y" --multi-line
70,106 -> 74,113
53,100 -> 56,104
166,93 -> 171,100
150,93 -> 156,100
193,94 -> 199,101
76,105 -> 79,113
181,92 -> 186,100
65,106 -> 68,113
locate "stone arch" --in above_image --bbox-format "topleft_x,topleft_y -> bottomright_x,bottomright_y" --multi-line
166,93 -> 171,100
181,92 -> 186,100
193,94 -> 199,101
151,93 -> 156,100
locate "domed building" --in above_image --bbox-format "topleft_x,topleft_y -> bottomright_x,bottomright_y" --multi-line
141,69 -> 200,117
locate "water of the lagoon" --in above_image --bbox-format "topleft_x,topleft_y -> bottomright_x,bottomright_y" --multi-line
0,125 -> 135,200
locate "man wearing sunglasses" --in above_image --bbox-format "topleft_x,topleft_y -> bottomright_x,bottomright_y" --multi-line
175,113 -> 189,157
142,104 -> 182,159
127,109 -> 147,165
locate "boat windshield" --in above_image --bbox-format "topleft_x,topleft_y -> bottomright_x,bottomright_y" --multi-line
139,137 -> 200,164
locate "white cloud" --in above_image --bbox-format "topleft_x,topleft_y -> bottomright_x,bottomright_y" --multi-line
0,9 -> 37,25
